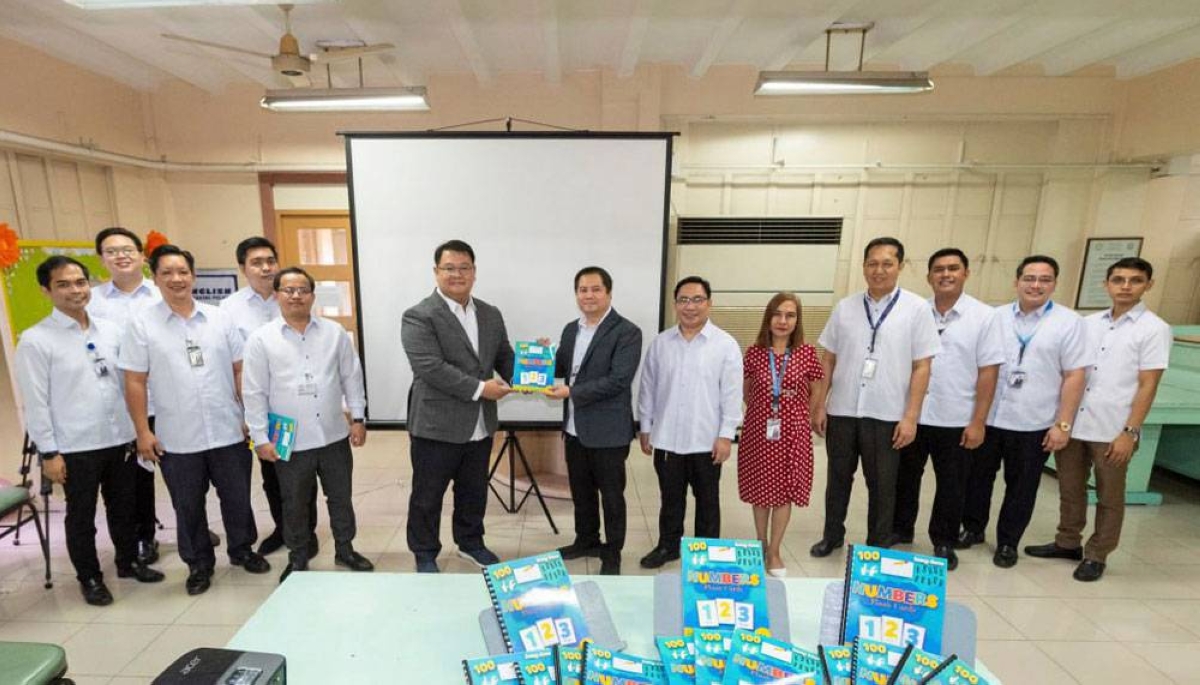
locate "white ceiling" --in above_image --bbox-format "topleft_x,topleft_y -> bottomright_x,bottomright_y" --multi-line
4,0 -> 1200,94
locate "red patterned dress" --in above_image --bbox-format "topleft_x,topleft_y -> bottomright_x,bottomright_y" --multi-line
737,344 -> 824,507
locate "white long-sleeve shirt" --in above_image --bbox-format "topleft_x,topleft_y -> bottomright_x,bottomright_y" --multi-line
638,320 -> 743,454
220,286 -> 280,342
242,316 -> 367,452
118,300 -> 245,454
15,309 -> 134,454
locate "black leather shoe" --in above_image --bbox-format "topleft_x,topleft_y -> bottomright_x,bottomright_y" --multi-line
809,538 -> 844,558
955,529 -> 985,549
334,550 -> 375,572
117,562 -> 165,583
993,545 -> 1019,569
185,567 -> 212,596
257,530 -> 284,556
558,542 -> 604,560
209,530 -> 221,548
136,539 -> 159,566
308,534 -> 320,560
231,552 -> 271,574
600,551 -> 621,576
80,577 -> 113,606
279,557 -> 308,584
1023,542 -> 1083,561
933,545 -> 959,571
639,547 -> 680,569
1073,559 -> 1106,582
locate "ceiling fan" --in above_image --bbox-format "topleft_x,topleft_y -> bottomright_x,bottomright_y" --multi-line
161,3 -> 394,88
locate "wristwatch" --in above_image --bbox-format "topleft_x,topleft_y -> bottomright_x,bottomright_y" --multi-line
1056,421 -> 1072,433
352,418 -> 365,425
1122,426 -> 1141,442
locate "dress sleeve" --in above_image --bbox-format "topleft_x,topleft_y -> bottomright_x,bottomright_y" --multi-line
803,344 -> 825,381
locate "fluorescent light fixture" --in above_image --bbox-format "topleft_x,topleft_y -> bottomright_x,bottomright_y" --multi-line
65,0 -> 327,8
260,87 -> 430,112
755,71 -> 934,95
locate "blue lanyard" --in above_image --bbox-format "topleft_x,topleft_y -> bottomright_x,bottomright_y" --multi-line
1013,300 -> 1053,365
862,290 -> 901,354
768,348 -> 791,413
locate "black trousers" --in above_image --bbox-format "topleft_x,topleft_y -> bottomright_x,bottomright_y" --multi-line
159,441 -> 257,569
823,416 -> 899,546
134,416 -> 157,542
894,425 -> 974,547
961,426 -> 1049,547
61,445 -> 137,581
564,435 -> 628,553
259,453 -> 317,540
653,449 -> 721,551
407,435 -> 491,561
276,438 -> 355,561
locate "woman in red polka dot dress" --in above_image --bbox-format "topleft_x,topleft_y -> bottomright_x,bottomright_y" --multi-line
738,292 -> 825,577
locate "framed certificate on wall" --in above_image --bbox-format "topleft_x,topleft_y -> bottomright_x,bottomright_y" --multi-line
1075,237 -> 1143,310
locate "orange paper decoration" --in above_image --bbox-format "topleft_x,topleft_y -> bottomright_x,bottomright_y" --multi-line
144,230 -> 169,258
0,222 -> 19,269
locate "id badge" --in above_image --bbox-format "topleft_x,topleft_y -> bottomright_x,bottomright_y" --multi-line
1008,369 -> 1026,387
765,417 -> 782,441
297,374 -> 318,396
186,343 -> 205,368
861,358 -> 878,379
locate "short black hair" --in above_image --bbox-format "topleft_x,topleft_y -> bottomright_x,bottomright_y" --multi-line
574,266 -> 613,292
94,226 -> 143,254
864,236 -> 905,263
149,244 -> 195,274
434,239 -> 475,265
1106,257 -> 1153,280
235,237 -> 277,266
1016,255 -> 1059,279
274,266 -> 316,291
36,255 -> 89,288
674,275 -> 711,299
927,247 -> 969,272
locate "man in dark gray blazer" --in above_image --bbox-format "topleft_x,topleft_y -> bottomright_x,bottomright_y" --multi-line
547,266 -> 642,575
401,239 -> 514,573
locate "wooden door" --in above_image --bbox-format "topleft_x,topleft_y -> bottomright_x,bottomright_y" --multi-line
276,212 -> 358,342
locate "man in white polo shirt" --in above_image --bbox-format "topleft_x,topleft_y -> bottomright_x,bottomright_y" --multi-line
121,244 -> 271,596
1024,257 -> 1170,581
960,255 -> 1090,569
893,248 -> 1003,571
810,237 -> 941,557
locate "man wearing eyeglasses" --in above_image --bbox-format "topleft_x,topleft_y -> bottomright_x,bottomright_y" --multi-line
401,239 -> 515,573
636,276 -> 743,569
220,237 -> 318,561
1024,257 -> 1170,582
15,256 -> 164,607
88,227 -> 164,567
959,255 -> 1090,569
243,267 -> 373,583
810,237 -> 941,558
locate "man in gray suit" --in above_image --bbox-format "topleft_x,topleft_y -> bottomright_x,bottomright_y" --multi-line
547,266 -> 643,575
401,239 -> 515,573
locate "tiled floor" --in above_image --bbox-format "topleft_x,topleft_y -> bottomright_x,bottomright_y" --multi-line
2,431 -> 1199,684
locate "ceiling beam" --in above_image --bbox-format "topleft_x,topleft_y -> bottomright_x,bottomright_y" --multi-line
870,0 -> 1037,73
11,0 -> 225,94
1040,17 -> 1199,76
690,0 -> 752,79
537,0 -> 561,85
966,15 -> 1115,76
0,11 -> 161,91
617,0 -> 655,78
761,0 -> 863,71
1114,22 -> 1200,79
439,0 -> 492,86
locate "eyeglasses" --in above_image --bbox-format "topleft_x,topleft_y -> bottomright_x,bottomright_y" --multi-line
102,247 -> 139,257
436,265 -> 476,275
675,296 -> 709,306
1019,276 -> 1056,285
279,287 -> 313,297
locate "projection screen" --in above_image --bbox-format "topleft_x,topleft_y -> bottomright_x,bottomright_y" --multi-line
345,132 -> 672,427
